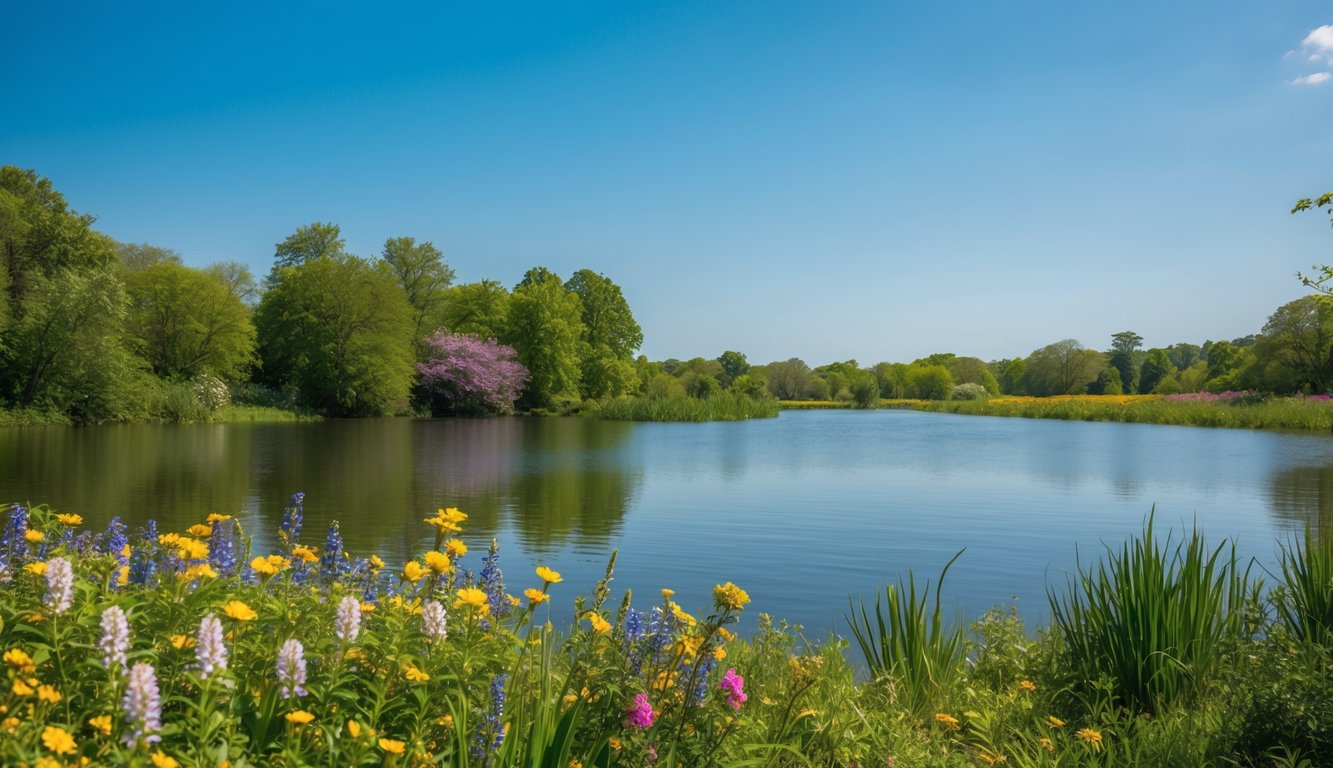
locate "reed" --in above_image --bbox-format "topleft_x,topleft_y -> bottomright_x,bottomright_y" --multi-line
1275,527 -> 1333,647
592,392 -> 779,422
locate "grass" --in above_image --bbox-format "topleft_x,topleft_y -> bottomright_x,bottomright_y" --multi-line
591,392 -> 779,422
212,404 -> 320,423
0,408 -> 73,427
918,394 -> 1333,431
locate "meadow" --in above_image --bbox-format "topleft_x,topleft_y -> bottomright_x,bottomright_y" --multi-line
914,393 -> 1333,431
1,499 -> 1330,767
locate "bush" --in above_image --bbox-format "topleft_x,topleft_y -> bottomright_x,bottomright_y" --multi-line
949,382 -> 991,401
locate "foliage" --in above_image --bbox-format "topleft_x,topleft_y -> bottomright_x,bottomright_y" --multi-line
122,260 -> 256,381
271,221 -> 346,271
1274,526 -> 1333,647
566,269 -> 642,399
762,358 -> 825,400
1107,331 -> 1143,395
1023,339 -> 1106,396
508,268 -> 586,410
921,393 -> 1333,430
382,236 -> 454,349
905,364 -> 954,400
592,391 -> 778,422
255,255 -> 415,416
441,280 -> 511,341
417,332 -> 529,415
1137,348 -> 1177,394
948,382 -> 990,401
1255,296 -> 1333,393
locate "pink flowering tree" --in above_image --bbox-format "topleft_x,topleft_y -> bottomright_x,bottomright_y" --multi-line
417,332 -> 530,415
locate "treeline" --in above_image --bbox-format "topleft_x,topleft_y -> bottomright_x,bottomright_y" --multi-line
0,167 -> 646,422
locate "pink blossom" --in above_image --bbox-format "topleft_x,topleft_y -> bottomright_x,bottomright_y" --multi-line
417,332 -> 529,414
626,693 -> 655,729
720,668 -> 747,710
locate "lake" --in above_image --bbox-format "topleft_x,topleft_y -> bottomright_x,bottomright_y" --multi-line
4,410 -> 1331,636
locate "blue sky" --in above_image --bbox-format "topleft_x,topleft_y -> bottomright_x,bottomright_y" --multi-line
4,1 -> 1332,364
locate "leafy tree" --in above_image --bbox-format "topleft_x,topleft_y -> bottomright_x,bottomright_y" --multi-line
998,358 -> 1027,395
905,363 -> 954,400
764,358 -> 823,400
382,237 -> 454,345
207,262 -> 259,304
1023,339 -> 1105,396
1205,340 -> 1242,382
507,267 -> 586,409
1164,343 -> 1202,371
565,269 -> 641,399
947,356 -> 1000,395
1256,295 -> 1333,393
1138,348 -> 1177,394
441,280 -> 511,340
255,255 -> 415,416
124,260 -> 256,380
272,222 -> 346,271
417,332 -> 528,415
716,351 -> 750,387
1108,331 -> 1143,394
116,242 -> 182,271
1088,366 -> 1123,396
850,374 -> 879,408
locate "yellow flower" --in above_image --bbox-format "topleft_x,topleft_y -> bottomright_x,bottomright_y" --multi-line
1077,728 -> 1103,750
88,715 -> 112,736
586,612 -> 611,634
1047,715 -> 1066,728
713,582 -> 750,610
379,738 -> 406,754
177,538 -> 209,560
369,555 -> 385,570
1019,679 -> 1036,693
37,684 -> 61,703
158,532 -> 181,546
222,600 -> 257,621
712,645 -> 727,661
292,545 -> 319,563
454,586 -> 488,610
403,560 -> 427,583
507,594 -> 520,607
12,679 -> 34,696
55,513 -> 83,526
182,563 -> 218,581
718,627 -> 735,642
187,524 -> 213,537
24,561 -> 47,576
935,712 -> 960,730
423,551 -> 452,575
206,513 -> 233,523
1039,737 -> 1054,752
445,539 -> 467,557
661,588 -> 675,600
250,556 -> 281,576
524,588 -> 550,606
170,634 -> 195,650
42,725 -> 76,755
151,750 -> 179,768
34,757 -> 60,768
347,719 -> 363,738
285,710 -> 315,724
608,736 -> 622,751
535,566 -> 562,584
4,648 -> 36,673
670,603 -> 697,627
423,506 -> 466,533
404,664 -> 430,682
439,714 -> 453,728
3,716 -> 19,733
25,529 -> 45,542
118,565 -> 130,586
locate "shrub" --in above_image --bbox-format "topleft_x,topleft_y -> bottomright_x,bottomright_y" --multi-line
949,382 -> 990,401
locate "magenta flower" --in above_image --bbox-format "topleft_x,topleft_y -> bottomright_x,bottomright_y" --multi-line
626,693 -> 655,729
720,668 -> 747,710
417,332 -> 530,415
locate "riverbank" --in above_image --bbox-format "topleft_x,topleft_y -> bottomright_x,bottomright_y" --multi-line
1,501 -> 1327,766
0,404 -> 317,427
919,393 -> 1333,431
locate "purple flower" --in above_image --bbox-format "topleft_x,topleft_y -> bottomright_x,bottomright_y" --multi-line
276,638 -> 308,699
422,599 -> 448,640
0,505 -> 29,581
100,605 -> 131,672
626,692 -> 656,729
417,332 -> 530,415
720,668 -> 747,711
335,595 -> 360,644
44,557 -> 75,614
279,492 -> 304,552
122,662 -> 162,746
320,522 -> 347,581
208,519 -> 239,576
195,614 -> 228,680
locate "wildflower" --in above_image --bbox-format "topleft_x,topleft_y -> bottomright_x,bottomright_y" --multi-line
89,714 -> 112,736
56,514 -> 83,526
181,563 -> 218,581
285,710 -> 315,724
25,561 -> 47,576
421,600 -> 448,640
26,529 -> 46,542
404,664 -> 430,682
524,588 -> 549,606
720,668 -> 747,710
187,524 -> 212,538
44,557 -> 75,614
1039,737 -> 1054,752
319,522 -> 346,581
196,614 -> 228,680
170,634 -> 194,650
670,603 -> 697,627
586,612 -> 612,634
536,566 -> 562,584
1047,715 -> 1066,728
208,519 -> 239,575
935,713 -> 960,730
626,693 -> 655,729
279,493 -> 304,551
360,601 -> 376,613
335,595 -> 361,644
222,600 -> 257,621
250,556 -> 283,576
713,645 -> 727,660
661,588 -> 675,600
1019,679 -> 1036,693
369,555 -> 385,570
3,716 -> 19,733
454,587 -> 489,610
4,648 -> 36,674
206,513 -> 233,523
471,673 -> 507,758
403,561 -> 427,583
151,751 -> 179,768
380,738 -> 406,754
1077,728 -> 1103,750
713,582 -> 750,610
347,720 -> 362,738
122,662 -> 162,746
38,684 -> 62,703
176,538 -> 209,560
276,638 -> 308,699
12,678 -> 34,695
445,539 -> 467,557
291,545 -> 318,563
424,550 -> 452,575
42,725 -> 76,755
479,540 -> 507,618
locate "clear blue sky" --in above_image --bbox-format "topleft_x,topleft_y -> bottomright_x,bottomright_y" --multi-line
4,1 -> 1331,364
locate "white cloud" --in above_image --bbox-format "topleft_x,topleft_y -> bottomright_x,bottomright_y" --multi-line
1292,71 -> 1331,86
1303,24 -> 1333,63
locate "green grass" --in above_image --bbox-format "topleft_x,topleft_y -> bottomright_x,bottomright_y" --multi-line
921,396 -> 1333,431
212,404 -> 320,423
1275,527 -> 1333,647
0,407 -> 72,427
591,392 -> 779,422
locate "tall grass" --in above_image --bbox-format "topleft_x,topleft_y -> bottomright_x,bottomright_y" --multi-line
1049,517 -> 1252,713
1275,527 -> 1333,647
847,550 -> 967,714
922,396 -> 1333,431
592,392 -> 779,422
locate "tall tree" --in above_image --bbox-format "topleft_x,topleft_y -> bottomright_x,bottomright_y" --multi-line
116,242 -> 182,271
124,261 -> 256,380
256,255 -> 414,415
717,351 -> 750,387
507,267 -> 586,409
565,269 -> 642,398
382,237 -> 454,344
441,280 -> 511,340
1137,348 -> 1177,394
1023,339 -> 1105,395
1257,295 -> 1333,393
272,222 -> 346,271
1107,331 -> 1143,395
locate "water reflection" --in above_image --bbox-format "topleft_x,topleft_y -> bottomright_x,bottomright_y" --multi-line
1268,463 -> 1333,537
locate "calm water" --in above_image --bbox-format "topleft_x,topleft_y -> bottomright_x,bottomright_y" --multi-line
4,410 -> 1333,635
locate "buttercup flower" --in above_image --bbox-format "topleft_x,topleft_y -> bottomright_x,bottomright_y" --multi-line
55,514 -> 83,526
41,725 -> 76,755
222,600 -> 257,621
536,566 -> 562,585
286,710 -> 315,724
379,738 -> 405,754
1077,728 -> 1103,751
88,715 -> 112,736
713,582 -> 750,610
424,550 -> 452,575
524,588 -> 549,606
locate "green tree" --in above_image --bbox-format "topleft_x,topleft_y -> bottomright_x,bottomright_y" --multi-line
1107,331 -> 1143,394
1088,366 -> 1123,396
947,356 -> 1001,395
1256,295 -> 1333,393
716,351 -> 750,387
441,280 -> 511,339
507,267 -> 586,409
123,260 -> 256,380
1138,348 -> 1177,394
382,236 -> 454,345
565,269 -> 642,399
764,358 -> 823,400
207,261 -> 259,304
905,363 -> 954,400
272,222 -> 346,271
116,242 -> 182,271
255,255 -> 415,415
998,358 -> 1027,395
1023,339 -> 1105,396
1164,343 -> 1202,371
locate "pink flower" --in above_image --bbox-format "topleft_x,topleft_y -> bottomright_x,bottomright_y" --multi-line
626,693 -> 655,729
720,668 -> 747,711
